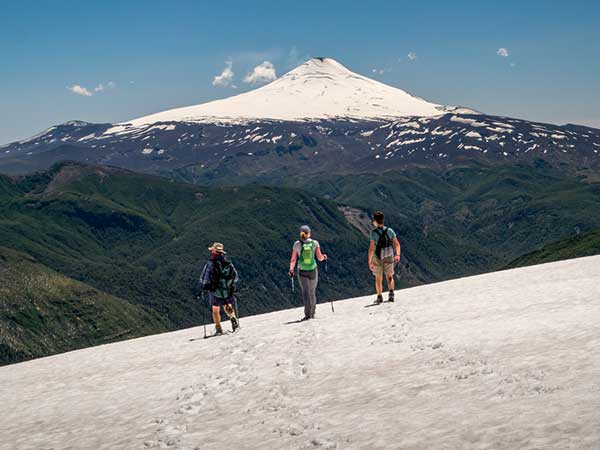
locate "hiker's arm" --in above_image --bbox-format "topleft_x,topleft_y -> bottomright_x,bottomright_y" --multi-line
393,237 -> 401,262
194,278 -> 202,297
289,249 -> 298,276
368,240 -> 375,271
196,263 -> 210,295
315,246 -> 327,262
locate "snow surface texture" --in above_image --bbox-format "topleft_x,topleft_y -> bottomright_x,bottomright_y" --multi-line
1,256 -> 599,450
123,58 -> 475,128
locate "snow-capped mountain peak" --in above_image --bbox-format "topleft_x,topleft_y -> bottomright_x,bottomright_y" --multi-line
124,57 -> 475,127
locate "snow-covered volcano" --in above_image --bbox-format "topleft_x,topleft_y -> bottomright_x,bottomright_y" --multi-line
2,57 -> 599,177
2,256 -> 599,450
126,57 -> 475,126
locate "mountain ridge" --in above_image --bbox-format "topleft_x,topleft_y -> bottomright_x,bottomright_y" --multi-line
1,113 -> 599,177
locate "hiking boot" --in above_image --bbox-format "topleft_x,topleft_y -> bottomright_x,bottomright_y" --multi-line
375,294 -> 383,304
388,290 -> 395,302
230,316 -> 239,332
214,325 -> 223,335
300,316 -> 311,321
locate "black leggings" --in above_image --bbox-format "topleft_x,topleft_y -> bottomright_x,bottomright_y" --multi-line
298,269 -> 318,318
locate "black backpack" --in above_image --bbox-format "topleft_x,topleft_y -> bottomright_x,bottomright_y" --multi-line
374,227 -> 392,259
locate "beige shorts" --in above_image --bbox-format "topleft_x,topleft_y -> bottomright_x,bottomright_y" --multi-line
372,256 -> 394,276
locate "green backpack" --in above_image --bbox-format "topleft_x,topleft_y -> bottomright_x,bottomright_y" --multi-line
298,240 -> 317,271
214,260 -> 236,299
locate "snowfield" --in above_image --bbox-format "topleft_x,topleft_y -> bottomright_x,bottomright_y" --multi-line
1,256 -> 600,450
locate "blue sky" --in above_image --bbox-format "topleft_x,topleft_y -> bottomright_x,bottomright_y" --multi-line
1,0 -> 599,144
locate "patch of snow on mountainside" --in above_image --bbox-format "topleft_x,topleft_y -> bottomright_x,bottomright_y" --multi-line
119,58 -> 477,129
18,126 -> 57,144
1,256 -> 599,450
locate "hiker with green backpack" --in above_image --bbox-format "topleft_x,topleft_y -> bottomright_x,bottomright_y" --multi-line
289,225 -> 328,321
198,242 -> 240,335
368,211 -> 401,304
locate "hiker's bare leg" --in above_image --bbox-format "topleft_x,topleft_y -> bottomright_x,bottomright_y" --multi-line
386,273 -> 395,291
224,304 -> 236,318
375,274 -> 383,296
212,305 -> 222,329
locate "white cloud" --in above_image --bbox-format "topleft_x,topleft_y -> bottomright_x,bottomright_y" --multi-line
243,61 -> 277,84
67,81 -> 117,97
212,61 -> 235,87
94,81 -> 116,92
67,85 -> 93,97
497,48 -> 509,57
407,52 -> 417,61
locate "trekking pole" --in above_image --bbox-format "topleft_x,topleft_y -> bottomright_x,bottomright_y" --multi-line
325,261 -> 334,313
290,273 -> 295,293
201,291 -> 207,339
233,293 -> 241,324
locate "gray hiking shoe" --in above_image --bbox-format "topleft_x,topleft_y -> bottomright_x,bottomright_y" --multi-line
375,294 -> 383,304
388,291 -> 395,302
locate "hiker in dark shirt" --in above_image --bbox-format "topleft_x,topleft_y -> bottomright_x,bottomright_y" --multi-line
198,242 -> 239,335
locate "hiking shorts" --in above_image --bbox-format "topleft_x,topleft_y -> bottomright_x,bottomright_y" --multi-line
373,256 -> 394,277
209,293 -> 234,307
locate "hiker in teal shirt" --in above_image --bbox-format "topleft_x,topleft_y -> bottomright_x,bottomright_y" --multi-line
368,211 -> 401,304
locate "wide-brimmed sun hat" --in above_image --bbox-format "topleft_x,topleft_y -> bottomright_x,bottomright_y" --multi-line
208,242 -> 226,253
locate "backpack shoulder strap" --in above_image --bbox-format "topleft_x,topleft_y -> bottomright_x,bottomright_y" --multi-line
375,227 -> 390,238
374,227 -> 390,258
301,239 -> 313,249
215,259 -> 228,278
